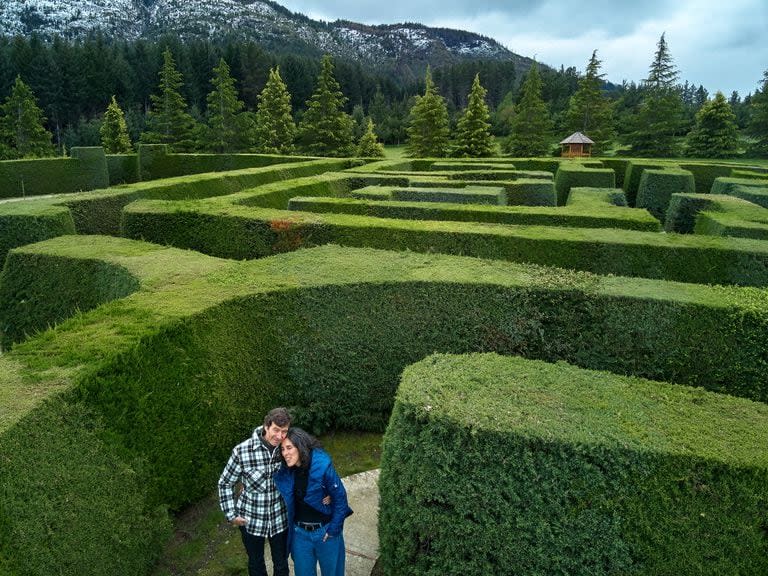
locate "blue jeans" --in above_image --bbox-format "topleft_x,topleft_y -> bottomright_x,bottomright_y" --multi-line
292,525 -> 346,576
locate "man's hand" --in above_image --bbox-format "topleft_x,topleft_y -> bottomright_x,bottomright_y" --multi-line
231,516 -> 246,527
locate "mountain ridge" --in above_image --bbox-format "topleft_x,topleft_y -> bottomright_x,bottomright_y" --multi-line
0,0 -> 538,80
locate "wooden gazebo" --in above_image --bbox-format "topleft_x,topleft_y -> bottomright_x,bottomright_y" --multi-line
560,132 -> 594,158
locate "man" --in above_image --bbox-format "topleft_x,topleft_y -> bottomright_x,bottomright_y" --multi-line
218,407 -> 292,576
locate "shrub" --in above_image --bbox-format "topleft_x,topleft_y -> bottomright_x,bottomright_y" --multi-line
554,164 -> 615,206
379,353 -> 768,575
678,162 -> 734,194
390,186 -> 506,205
665,193 -> 768,235
0,204 -> 76,268
623,161 -> 667,206
599,158 -> 630,188
106,153 -> 140,185
636,168 -> 696,221
504,178 -> 556,206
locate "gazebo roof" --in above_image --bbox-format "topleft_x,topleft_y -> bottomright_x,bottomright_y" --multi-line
560,132 -> 595,145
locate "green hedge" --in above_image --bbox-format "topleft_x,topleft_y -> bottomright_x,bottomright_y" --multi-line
123,201 -> 768,285
1,240 -> 768,574
107,153 -> 140,185
665,193 -> 768,235
636,168 -> 696,221
678,162 -> 734,194
503,178 -> 556,206
711,176 -> 768,197
0,159 -> 349,263
599,158 -> 630,189
447,169 -> 552,182
0,246 -> 140,349
287,195 -> 659,231
566,186 -> 629,207
137,143 -> 312,181
623,161 -> 668,206
390,186 -> 506,205
554,164 -> 615,206
379,353 -> 768,575
0,147 -> 109,199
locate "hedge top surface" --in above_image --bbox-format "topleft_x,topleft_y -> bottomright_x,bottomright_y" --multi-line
398,353 -> 768,467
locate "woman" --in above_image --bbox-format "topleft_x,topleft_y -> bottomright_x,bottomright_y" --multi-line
274,427 -> 353,576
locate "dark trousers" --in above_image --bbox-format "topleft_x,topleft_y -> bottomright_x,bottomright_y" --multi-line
239,526 -> 289,576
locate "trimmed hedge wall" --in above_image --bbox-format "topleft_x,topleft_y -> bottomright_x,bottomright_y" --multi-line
0,147 -> 109,199
379,353 -> 768,575
711,176 -> 768,197
678,162 -> 734,194
447,169 -> 553,182
636,168 -> 696,221
390,186 -> 506,205
623,161 -> 667,206
287,195 -> 659,231
598,158 -> 630,189
554,164 -> 615,206
1,240 -> 768,574
107,153 -> 140,185
136,144 -> 314,180
0,159 -> 349,264
122,201 -> 765,285
665,193 -> 768,235
566,186 -> 629,208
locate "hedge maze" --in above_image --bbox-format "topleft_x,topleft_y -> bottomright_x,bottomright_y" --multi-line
1,150 -> 767,575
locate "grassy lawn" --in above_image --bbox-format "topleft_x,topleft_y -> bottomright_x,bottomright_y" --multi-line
151,431 -> 383,576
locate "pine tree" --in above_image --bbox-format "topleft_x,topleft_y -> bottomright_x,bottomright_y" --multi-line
685,92 -> 739,158
453,73 -> 494,157
100,95 -> 132,154
503,62 -> 552,157
356,118 -> 385,157
406,67 -> 450,157
141,48 -> 197,151
626,34 -> 684,157
0,75 -> 54,159
297,55 -> 355,157
205,58 -> 251,153
747,69 -> 768,157
564,50 -> 615,154
254,67 -> 296,155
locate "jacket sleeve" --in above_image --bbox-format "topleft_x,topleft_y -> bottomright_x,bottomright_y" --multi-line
323,464 -> 351,537
217,449 -> 241,521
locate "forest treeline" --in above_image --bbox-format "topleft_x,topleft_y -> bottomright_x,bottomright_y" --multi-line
0,33 -> 762,156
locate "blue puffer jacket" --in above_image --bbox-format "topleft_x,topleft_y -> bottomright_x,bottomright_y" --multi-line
274,447 -> 353,548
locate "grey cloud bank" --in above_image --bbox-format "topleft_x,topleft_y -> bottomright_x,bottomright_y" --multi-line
280,0 -> 767,97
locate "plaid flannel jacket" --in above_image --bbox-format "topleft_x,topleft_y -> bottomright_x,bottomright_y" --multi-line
218,426 -> 288,537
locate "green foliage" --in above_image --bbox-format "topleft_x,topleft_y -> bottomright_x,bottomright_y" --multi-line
503,62 -> 552,157
554,163 -> 615,205
625,34 -> 684,157
141,49 -> 197,152
623,161 -> 668,206
665,193 -> 768,238
685,92 -> 739,158
254,67 -> 296,155
356,119 -> 386,158
100,96 -> 133,154
379,353 -> 768,576
747,70 -> 768,157
203,59 -> 254,153
677,162 -> 734,194
564,50 -> 615,154
297,55 -> 355,157
453,74 -> 494,158
0,76 -> 54,160
636,168 -> 696,221
406,67 -> 451,158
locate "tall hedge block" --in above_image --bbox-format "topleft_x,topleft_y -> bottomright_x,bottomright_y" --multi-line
379,353 -> 768,576
554,164 -> 615,206
710,176 -> 768,196
623,161 -> 667,206
636,169 -> 696,221
0,147 -> 109,199
504,178 -> 556,206
107,153 -> 140,185
0,206 -> 76,269
678,163 -> 733,194
599,158 -> 630,189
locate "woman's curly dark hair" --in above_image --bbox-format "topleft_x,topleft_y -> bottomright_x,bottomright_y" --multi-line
281,427 -> 321,469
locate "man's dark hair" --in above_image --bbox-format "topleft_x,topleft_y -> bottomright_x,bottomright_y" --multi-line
282,427 -> 321,469
264,407 -> 292,428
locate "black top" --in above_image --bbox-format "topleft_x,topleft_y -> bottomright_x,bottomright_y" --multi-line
293,454 -> 332,524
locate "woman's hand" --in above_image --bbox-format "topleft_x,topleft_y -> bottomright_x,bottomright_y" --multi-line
322,495 -> 332,505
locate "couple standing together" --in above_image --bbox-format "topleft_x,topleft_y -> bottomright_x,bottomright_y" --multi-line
218,407 -> 353,576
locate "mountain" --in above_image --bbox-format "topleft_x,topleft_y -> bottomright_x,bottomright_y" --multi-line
0,0 -> 536,80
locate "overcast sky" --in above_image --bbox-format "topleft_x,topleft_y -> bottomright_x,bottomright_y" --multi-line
279,0 -> 767,97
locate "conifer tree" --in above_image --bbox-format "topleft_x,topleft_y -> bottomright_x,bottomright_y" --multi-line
406,67 -> 450,157
205,58 -> 252,153
685,92 -> 739,158
626,33 -> 684,157
254,66 -> 296,154
356,118 -> 385,157
141,48 -> 197,151
297,55 -> 355,157
0,75 -> 53,159
747,69 -> 768,157
453,73 -> 494,157
100,95 -> 132,154
503,62 -> 552,157
564,50 -> 615,154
